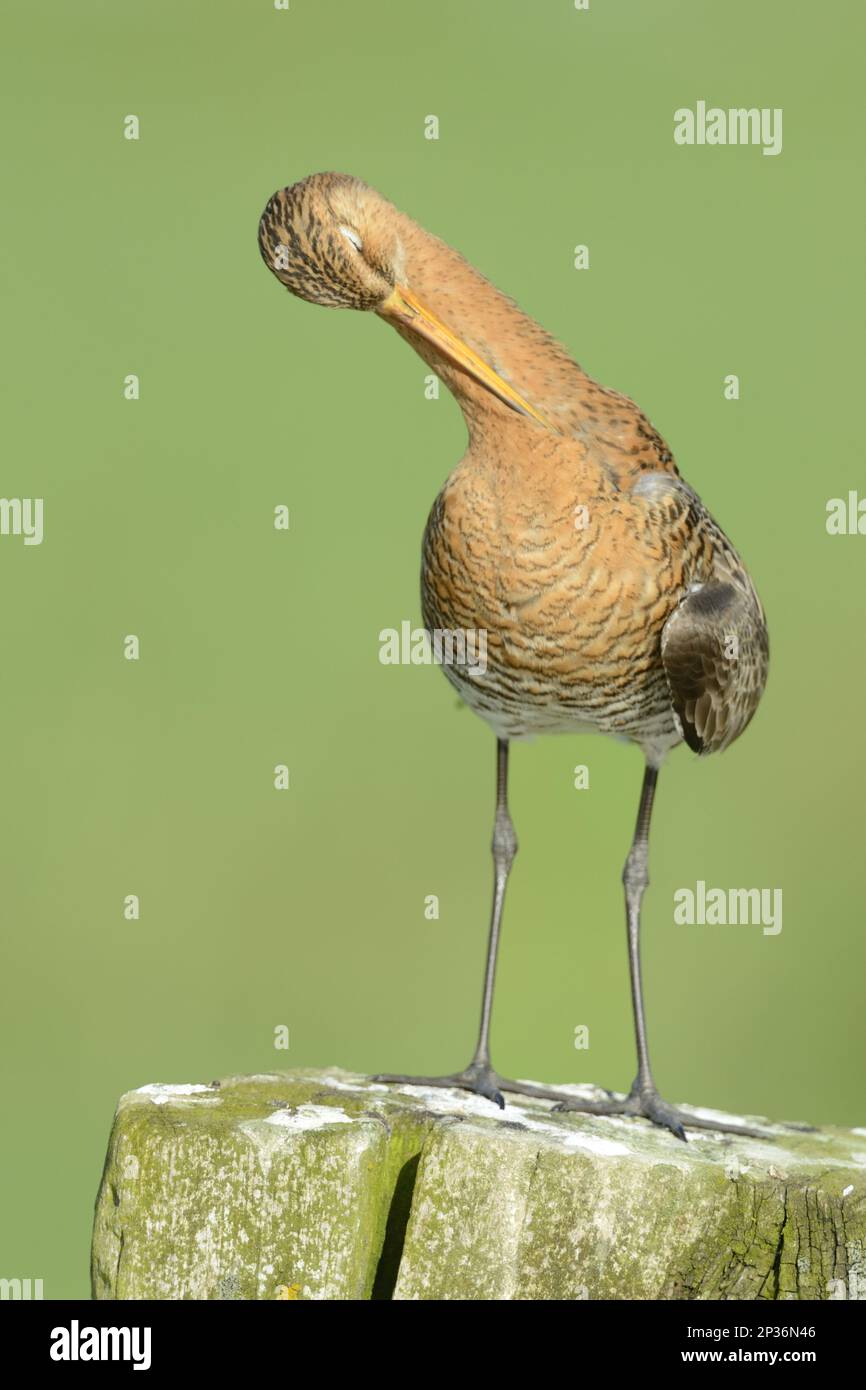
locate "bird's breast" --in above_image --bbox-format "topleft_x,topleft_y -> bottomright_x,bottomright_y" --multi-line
421,455 -> 710,741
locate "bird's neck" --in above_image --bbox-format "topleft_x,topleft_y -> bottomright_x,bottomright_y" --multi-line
390,214 -> 594,443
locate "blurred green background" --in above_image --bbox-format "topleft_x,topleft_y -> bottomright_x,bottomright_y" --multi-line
1,0 -> 863,1298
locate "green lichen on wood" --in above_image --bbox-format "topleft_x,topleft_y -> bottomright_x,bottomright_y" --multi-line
91,1069 -> 866,1300
92,1073 -> 432,1300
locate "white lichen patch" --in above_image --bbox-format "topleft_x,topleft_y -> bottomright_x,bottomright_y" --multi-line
133,1083 -> 217,1106
520,1080 -> 614,1101
503,1112 -> 632,1159
239,1106 -> 362,1172
313,1074 -> 390,1094
677,1102 -> 774,1133
263,1104 -> 353,1131
375,1083 -> 508,1120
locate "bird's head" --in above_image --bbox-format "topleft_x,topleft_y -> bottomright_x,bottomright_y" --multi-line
258,173 -> 401,311
258,172 -> 556,430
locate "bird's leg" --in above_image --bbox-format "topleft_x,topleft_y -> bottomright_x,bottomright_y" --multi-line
622,763 -> 664,1112
551,764 -> 769,1141
373,737 -> 518,1107
374,752 -> 770,1138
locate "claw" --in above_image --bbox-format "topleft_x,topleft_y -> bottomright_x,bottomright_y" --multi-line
667,1116 -> 688,1143
372,1066 -> 506,1109
550,1086 -> 763,1143
639,1095 -> 689,1142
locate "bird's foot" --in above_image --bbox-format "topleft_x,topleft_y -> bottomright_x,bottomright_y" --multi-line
372,1061 -> 506,1108
552,1083 -> 771,1142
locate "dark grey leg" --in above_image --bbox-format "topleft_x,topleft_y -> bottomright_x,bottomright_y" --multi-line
468,737 -> 517,1074
551,763 -> 768,1139
375,754 -> 772,1139
623,765 -> 663,1098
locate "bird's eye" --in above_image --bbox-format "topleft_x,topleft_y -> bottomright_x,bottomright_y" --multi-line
339,225 -> 363,253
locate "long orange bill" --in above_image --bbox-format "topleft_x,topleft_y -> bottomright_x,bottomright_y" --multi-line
379,285 -> 559,433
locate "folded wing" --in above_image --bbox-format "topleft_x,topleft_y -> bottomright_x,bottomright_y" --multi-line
661,580 -> 769,755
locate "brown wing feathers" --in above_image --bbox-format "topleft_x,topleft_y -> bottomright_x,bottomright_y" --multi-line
661,581 -> 769,755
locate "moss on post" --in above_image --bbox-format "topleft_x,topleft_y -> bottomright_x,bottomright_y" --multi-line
91,1069 -> 866,1300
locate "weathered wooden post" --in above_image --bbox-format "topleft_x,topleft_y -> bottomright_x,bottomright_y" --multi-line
92,1069 -> 866,1300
